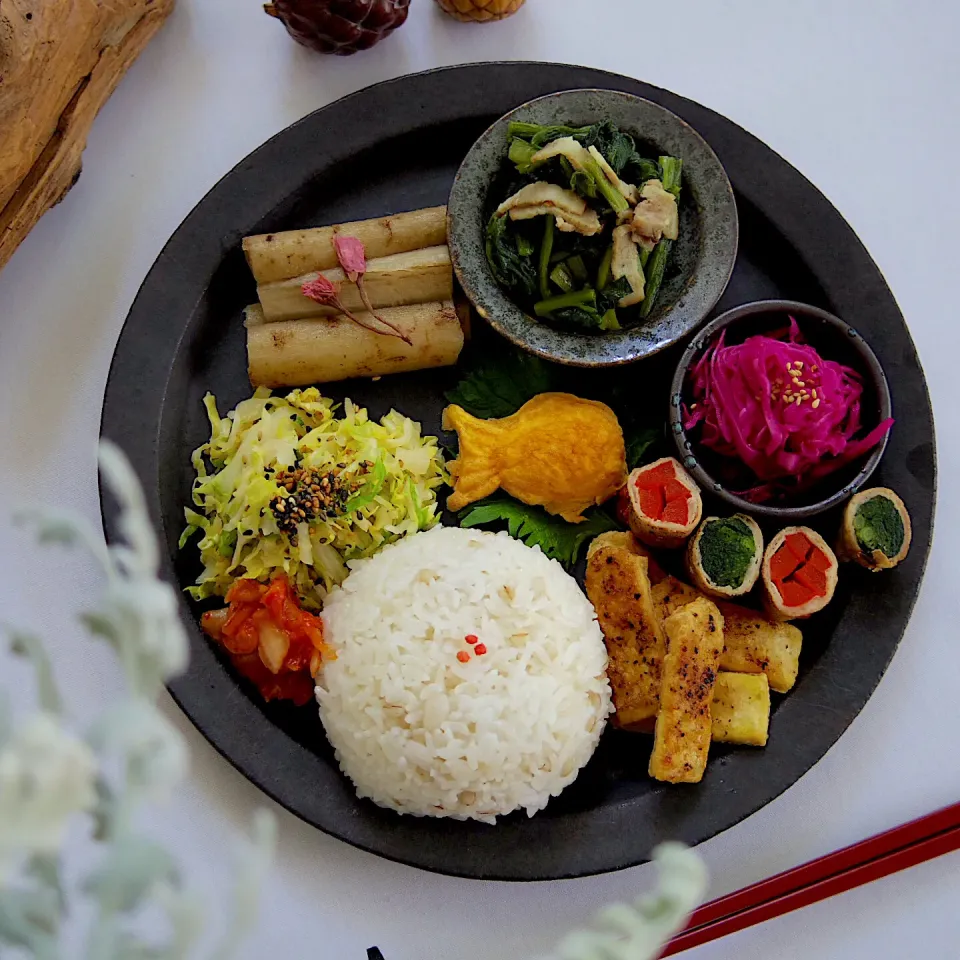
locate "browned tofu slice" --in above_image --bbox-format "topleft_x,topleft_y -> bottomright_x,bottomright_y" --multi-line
651,575 -> 701,620
585,543 -> 666,728
715,601 -> 802,694
587,531 -> 668,584
587,531 -> 642,561
649,597 -> 724,783
711,672 -> 770,746
652,576 -> 802,694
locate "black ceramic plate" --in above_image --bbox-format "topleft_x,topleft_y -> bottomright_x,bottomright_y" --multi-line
101,63 -> 935,881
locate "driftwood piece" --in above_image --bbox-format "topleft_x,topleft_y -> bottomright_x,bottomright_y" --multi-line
0,0 -> 174,271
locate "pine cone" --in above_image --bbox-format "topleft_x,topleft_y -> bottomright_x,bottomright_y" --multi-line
265,0 -> 411,55
434,0 -> 526,22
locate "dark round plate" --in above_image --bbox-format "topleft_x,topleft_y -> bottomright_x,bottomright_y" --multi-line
100,63 -> 935,881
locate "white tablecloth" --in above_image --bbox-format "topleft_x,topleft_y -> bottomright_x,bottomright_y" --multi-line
1,1 -> 958,957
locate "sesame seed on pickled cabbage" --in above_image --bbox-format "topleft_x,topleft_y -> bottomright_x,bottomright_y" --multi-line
181,387 -> 448,608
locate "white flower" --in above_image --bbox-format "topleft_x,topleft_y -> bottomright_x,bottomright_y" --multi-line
0,713 -> 97,879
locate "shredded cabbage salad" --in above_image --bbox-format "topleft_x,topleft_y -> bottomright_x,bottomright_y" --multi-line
181,387 -> 447,607
684,319 -> 894,501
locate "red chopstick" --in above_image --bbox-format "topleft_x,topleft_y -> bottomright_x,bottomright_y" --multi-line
661,801 -> 960,956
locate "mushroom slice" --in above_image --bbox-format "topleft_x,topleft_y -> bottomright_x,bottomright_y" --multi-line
495,181 -> 587,217
630,179 -> 679,246
587,145 -> 640,205
611,225 -> 646,306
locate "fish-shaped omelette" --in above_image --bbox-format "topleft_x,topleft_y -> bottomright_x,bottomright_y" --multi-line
442,393 -> 627,522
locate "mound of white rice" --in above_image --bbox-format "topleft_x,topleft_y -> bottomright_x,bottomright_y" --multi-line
317,526 -> 612,823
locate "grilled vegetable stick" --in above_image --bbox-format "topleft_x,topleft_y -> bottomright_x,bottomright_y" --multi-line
246,300 -> 464,388
242,206 -> 448,284
715,601 -> 802,694
257,246 -> 454,322
585,544 -> 666,729
587,530 -> 639,561
588,530 -> 668,584
711,672 -> 770,746
651,576 -> 802,693
651,575 -> 701,619
649,598 -> 724,784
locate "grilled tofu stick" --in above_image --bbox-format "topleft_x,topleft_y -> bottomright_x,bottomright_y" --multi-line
585,542 -> 666,729
714,601 -> 801,694
711,672 -> 770,746
652,576 -> 802,694
587,530 -> 668,584
649,598 -> 724,784
651,575 -> 701,619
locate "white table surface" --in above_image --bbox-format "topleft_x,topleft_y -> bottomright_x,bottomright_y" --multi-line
1,0 -> 958,956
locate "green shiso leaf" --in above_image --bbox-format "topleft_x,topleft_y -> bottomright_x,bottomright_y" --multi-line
458,497 -> 618,569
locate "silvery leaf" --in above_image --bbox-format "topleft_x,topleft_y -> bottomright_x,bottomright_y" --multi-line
91,776 -> 120,843
554,844 -> 707,960
209,809 -> 276,960
87,702 -> 187,803
0,886 -> 60,959
0,694 -> 10,752
13,508 -> 110,571
26,854 -> 64,910
153,881 -> 205,958
82,836 -> 178,914
99,441 -> 159,577
3,627 -> 63,715
81,586 -> 187,697
110,930 -> 170,960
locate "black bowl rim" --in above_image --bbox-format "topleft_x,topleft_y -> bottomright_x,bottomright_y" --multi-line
668,298 -> 893,519
447,87 -> 739,367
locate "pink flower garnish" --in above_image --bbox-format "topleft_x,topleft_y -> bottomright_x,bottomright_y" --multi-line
301,239 -> 414,345
331,235 -> 412,345
301,274 -> 340,305
333,235 -> 366,281
301,274 -> 392,340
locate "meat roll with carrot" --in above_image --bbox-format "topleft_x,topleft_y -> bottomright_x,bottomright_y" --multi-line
761,526 -> 838,621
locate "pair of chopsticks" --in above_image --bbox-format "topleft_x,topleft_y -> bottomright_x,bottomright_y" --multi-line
662,800 -> 960,955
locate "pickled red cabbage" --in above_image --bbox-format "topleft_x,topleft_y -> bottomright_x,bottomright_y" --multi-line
684,319 -> 893,500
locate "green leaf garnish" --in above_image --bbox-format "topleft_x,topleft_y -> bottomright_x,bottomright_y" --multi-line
624,426 -> 661,470
444,350 -> 554,420
459,497 -> 619,568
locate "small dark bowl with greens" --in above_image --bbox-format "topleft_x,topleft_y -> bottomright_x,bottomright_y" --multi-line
448,89 -> 738,367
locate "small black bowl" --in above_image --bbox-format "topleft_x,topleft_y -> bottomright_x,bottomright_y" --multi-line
669,300 -> 892,520
447,88 -> 738,367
